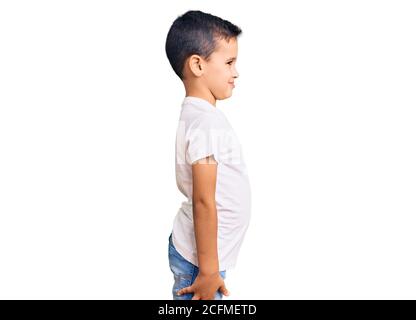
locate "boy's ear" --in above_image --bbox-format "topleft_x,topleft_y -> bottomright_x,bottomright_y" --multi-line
188,55 -> 204,77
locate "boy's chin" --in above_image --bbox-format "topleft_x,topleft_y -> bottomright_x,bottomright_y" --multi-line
216,92 -> 233,100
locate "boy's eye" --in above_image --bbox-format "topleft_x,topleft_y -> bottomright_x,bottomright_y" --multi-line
227,61 -> 233,65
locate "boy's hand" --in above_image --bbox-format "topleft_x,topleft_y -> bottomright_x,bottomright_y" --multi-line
177,272 -> 229,300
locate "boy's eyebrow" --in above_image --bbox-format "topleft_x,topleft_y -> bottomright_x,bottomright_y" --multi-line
226,57 -> 237,61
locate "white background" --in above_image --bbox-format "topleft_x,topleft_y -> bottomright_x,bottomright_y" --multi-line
1,0 -> 415,299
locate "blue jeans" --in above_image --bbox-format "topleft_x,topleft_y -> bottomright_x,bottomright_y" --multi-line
168,233 -> 226,300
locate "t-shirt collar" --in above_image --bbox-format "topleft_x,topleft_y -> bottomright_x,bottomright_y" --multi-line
182,96 -> 218,113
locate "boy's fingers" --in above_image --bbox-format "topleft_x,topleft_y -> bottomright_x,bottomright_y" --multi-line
219,285 -> 229,296
191,294 -> 200,300
177,285 -> 193,296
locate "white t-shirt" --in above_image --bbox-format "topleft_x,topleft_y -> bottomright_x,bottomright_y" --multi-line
172,96 -> 251,271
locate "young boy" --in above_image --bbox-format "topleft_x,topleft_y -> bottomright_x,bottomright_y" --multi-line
165,10 -> 251,300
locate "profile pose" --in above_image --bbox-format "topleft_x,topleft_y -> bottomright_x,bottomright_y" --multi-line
165,10 -> 251,300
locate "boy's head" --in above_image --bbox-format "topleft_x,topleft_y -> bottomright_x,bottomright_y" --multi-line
165,10 -> 242,101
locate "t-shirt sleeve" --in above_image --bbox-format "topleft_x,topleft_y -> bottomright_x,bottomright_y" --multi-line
185,114 -> 223,165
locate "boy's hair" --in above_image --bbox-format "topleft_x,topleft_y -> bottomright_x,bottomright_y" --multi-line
165,10 -> 242,80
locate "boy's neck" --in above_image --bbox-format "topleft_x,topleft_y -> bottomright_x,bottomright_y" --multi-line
185,89 -> 217,107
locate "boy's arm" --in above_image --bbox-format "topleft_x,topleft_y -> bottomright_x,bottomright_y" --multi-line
192,155 -> 219,275
177,155 -> 229,300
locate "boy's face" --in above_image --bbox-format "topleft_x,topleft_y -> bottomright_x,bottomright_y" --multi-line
202,37 -> 239,100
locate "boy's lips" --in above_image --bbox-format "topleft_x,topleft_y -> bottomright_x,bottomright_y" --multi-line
229,82 -> 235,88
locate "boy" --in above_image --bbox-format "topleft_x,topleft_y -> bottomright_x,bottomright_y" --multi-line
165,10 -> 251,300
